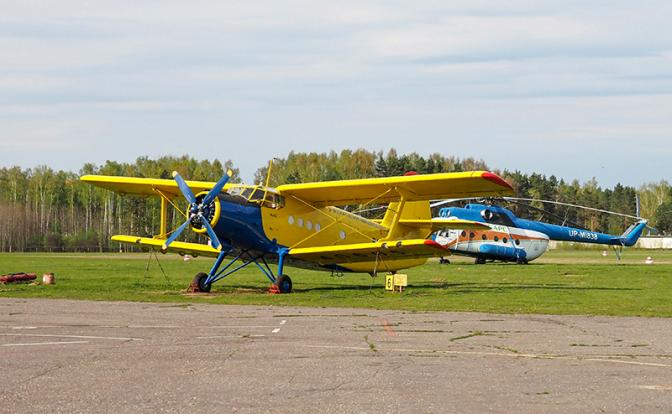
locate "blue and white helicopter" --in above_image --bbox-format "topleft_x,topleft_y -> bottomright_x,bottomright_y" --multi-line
431,198 -> 648,264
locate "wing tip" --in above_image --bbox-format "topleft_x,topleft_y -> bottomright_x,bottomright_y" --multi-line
424,240 -> 447,250
481,172 -> 513,191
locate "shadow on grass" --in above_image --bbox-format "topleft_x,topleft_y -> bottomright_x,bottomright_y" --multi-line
205,282 -> 641,295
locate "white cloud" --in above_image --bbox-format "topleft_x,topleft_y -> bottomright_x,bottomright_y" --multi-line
0,0 -> 670,186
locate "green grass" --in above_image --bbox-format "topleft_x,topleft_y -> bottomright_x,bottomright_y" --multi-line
1,249 -> 671,317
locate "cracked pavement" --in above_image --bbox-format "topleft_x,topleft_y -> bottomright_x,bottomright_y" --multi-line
1,298 -> 671,413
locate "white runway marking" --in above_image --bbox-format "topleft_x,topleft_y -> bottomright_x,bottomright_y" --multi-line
271,319 -> 287,334
196,334 -> 265,339
2,341 -> 89,347
127,325 -> 179,329
0,333 -> 143,341
302,344 -> 672,368
638,385 -> 672,391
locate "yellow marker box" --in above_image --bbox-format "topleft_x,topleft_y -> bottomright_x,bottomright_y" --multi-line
385,274 -> 408,292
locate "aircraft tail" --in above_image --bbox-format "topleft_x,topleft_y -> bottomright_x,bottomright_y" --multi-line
382,201 -> 431,226
615,220 -> 648,247
381,200 -> 431,238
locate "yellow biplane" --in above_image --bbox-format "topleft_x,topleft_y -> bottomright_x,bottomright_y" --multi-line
81,170 -> 513,293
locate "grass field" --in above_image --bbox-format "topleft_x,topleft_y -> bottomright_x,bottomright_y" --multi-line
1,249 -> 671,317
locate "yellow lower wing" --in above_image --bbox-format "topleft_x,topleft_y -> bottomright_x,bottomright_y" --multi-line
288,239 -> 450,265
111,235 -> 221,257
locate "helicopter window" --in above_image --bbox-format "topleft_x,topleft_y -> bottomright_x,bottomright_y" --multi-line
515,239 -> 520,246
494,236 -> 499,242
469,232 -> 475,239
482,234 -> 487,240
489,212 -> 515,227
503,237 -> 508,244
461,231 -> 467,237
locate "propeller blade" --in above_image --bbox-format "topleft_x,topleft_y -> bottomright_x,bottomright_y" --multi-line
172,171 -> 196,204
200,215 -> 221,250
203,170 -> 232,205
162,219 -> 190,250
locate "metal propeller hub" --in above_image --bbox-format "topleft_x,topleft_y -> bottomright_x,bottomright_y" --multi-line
189,194 -> 217,230
162,169 -> 232,251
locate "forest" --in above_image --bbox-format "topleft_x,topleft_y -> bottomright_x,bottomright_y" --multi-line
0,150 -> 670,252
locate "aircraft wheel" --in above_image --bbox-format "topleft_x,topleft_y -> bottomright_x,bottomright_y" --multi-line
276,275 -> 293,294
439,257 -> 450,265
193,272 -> 212,293
474,257 -> 486,265
516,258 -> 528,265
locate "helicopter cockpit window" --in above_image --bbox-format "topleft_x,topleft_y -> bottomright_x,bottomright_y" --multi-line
489,212 -> 515,227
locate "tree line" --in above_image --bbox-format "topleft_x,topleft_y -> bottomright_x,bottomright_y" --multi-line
0,150 -> 669,252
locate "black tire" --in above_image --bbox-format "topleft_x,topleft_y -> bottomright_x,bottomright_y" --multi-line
439,258 -> 450,265
276,275 -> 292,294
474,257 -> 486,265
516,258 -> 528,265
193,272 -> 212,293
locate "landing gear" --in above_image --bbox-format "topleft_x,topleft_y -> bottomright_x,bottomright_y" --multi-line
275,275 -> 293,294
516,258 -> 529,265
474,257 -> 486,265
439,257 -> 450,264
192,272 -> 212,293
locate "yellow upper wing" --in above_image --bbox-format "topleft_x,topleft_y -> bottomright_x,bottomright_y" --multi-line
80,175 -> 223,198
276,171 -> 512,206
288,239 -> 450,264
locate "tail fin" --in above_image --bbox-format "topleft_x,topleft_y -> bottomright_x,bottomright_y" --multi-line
381,200 -> 431,239
617,220 -> 647,247
381,201 -> 431,226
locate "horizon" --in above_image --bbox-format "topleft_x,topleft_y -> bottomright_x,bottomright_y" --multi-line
1,150 -> 668,190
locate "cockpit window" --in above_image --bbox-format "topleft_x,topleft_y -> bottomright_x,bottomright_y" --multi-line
226,185 -> 284,209
249,189 -> 266,201
263,193 -> 285,209
228,187 -> 250,198
489,212 -> 515,227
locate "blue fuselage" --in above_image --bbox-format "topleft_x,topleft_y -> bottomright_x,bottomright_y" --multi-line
438,204 -> 646,247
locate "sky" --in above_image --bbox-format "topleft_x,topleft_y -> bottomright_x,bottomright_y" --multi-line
0,0 -> 670,187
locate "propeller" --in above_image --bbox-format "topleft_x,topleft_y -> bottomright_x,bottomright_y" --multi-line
162,170 -> 233,251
